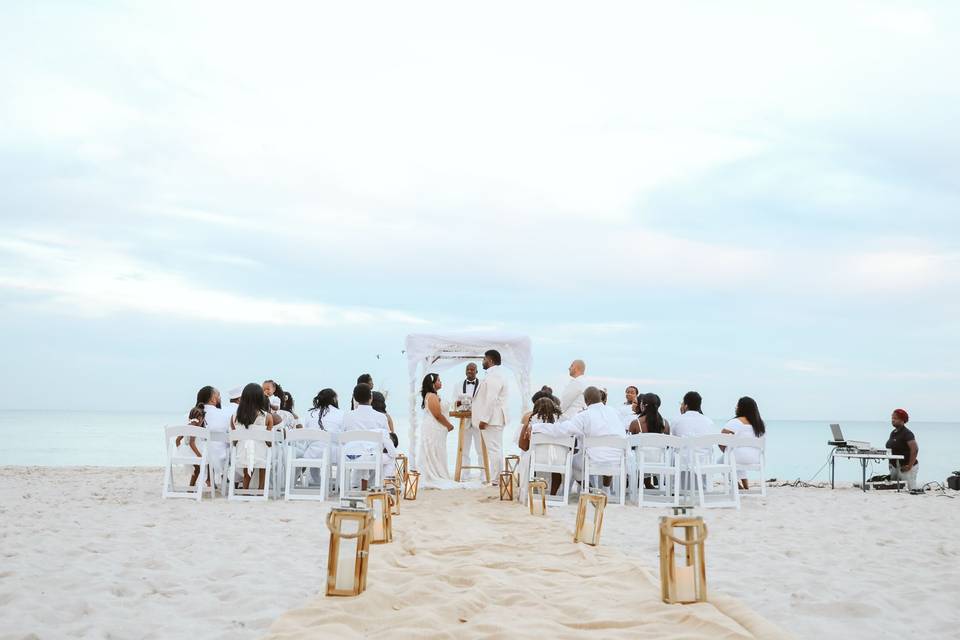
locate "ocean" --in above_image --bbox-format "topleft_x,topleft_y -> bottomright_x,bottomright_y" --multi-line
2,411 -> 957,486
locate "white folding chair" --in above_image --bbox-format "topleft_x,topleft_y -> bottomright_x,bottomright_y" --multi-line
729,436 -> 766,497
284,429 -> 332,501
162,425 -> 212,501
228,428 -> 276,502
528,434 -> 575,507
338,431 -> 384,498
582,435 -> 629,506
207,430 -> 231,497
685,435 -> 741,509
629,433 -> 683,508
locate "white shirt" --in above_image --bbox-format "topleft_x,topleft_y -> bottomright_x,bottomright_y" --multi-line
559,376 -> 588,420
563,403 -> 625,465
202,404 -> 232,434
342,404 -> 396,456
461,378 -> 480,398
671,411 -> 715,438
305,406 -> 344,433
472,365 -> 508,426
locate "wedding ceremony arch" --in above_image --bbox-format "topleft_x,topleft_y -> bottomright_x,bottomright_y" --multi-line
404,332 -> 533,468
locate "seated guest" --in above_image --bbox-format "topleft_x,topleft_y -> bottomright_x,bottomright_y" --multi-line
371,391 -> 399,448
720,396 -> 766,490
262,379 -> 279,404
886,409 -> 919,490
671,391 -> 714,437
178,387 -> 212,487
352,373 -> 374,409
545,387 -> 624,490
518,396 -> 569,495
342,383 -> 396,488
629,393 -> 670,434
268,395 -> 287,429
230,383 -> 275,491
280,392 -> 300,426
618,386 -> 639,423
298,388 -> 342,483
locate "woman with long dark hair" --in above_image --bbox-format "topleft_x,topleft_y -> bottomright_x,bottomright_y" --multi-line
230,382 -> 275,490
298,388 -> 342,482
178,385 -> 216,486
517,396 -> 568,496
418,373 -> 456,487
628,393 -> 670,435
721,396 -> 766,490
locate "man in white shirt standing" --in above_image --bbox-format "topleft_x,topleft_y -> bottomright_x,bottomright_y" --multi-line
473,349 -> 508,484
559,359 -> 588,420
456,362 -> 483,477
342,383 -> 397,487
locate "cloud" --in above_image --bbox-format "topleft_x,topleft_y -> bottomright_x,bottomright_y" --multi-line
0,235 -> 429,328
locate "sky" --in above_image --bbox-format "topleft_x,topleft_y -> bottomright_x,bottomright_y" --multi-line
1,1 -> 958,421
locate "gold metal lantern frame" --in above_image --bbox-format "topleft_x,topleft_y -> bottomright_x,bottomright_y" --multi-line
528,478 -> 547,515
326,506 -> 373,597
573,490 -> 608,546
659,516 -> 708,604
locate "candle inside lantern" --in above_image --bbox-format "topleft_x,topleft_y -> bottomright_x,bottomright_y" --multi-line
371,499 -> 385,540
674,564 -> 697,603
582,502 -> 599,545
335,518 -> 360,592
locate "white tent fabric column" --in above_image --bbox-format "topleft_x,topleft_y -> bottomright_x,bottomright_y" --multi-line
405,333 -> 533,469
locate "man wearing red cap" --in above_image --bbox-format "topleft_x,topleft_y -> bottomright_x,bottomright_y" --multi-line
886,409 -> 919,490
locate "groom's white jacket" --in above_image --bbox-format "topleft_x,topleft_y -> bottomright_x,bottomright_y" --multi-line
472,365 -> 508,426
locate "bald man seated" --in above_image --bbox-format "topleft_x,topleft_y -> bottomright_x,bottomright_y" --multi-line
559,359 -> 587,420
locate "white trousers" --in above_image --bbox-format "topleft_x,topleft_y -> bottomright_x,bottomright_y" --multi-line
483,425 -> 504,481
461,420 -> 483,467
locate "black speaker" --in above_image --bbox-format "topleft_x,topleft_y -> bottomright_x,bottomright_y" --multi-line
947,474 -> 960,491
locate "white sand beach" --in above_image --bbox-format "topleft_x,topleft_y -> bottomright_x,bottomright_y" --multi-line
1,467 -> 957,639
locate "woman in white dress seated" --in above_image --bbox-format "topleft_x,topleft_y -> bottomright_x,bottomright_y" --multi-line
418,373 -> 456,487
230,383 -> 275,490
720,396 -> 766,491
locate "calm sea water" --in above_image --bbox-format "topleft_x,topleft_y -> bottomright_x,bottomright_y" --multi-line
1,411 -> 957,485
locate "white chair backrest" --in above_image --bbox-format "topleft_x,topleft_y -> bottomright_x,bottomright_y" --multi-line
683,434 -> 727,450
629,433 -> 681,449
338,430 -> 383,444
285,429 -> 332,444
230,429 -> 276,443
529,434 -> 575,449
165,425 -> 209,442
729,435 -> 765,450
584,435 -> 629,450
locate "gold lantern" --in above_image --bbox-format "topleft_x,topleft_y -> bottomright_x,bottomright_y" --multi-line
365,488 -> 393,544
395,454 -> 409,484
384,478 -> 401,515
504,455 -> 521,487
659,516 -> 708,604
573,490 -> 607,546
325,506 -> 373,597
403,470 -> 421,500
499,471 -> 514,501
528,478 -> 547,515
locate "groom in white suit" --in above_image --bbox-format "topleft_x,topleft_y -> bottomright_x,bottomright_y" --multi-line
473,349 -> 508,484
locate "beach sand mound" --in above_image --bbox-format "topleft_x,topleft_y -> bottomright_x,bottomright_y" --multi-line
266,488 -> 790,639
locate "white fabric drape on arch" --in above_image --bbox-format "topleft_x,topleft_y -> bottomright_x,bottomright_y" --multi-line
405,333 -> 533,469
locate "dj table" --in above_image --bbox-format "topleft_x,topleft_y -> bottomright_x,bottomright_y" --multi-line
830,447 -> 904,492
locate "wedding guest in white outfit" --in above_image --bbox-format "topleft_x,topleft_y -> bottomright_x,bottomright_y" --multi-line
720,396 -> 766,491
457,363 -> 483,476
418,373 -> 457,487
671,391 -> 715,437
371,391 -> 398,448
517,395 -> 569,496
617,386 -> 639,424
278,392 -> 300,428
559,359 -> 588,420
302,388 -> 343,482
179,386 -> 213,487
547,386 -> 624,490
230,383 -> 275,491
342,383 -> 396,488
351,373 -> 374,409
473,349 -> 509,484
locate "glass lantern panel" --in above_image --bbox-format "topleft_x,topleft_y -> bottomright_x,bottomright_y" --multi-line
334,518 -> 360,592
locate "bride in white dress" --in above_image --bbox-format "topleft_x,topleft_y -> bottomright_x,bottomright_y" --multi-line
418,373 -> 458,488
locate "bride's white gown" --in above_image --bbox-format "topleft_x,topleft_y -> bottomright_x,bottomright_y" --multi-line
418,396 -> 468,489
